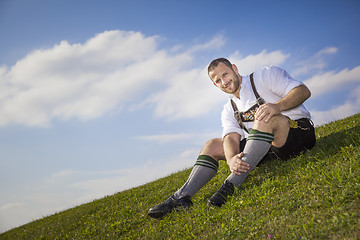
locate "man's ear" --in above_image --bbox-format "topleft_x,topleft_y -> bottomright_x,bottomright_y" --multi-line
232,64 -> 239,74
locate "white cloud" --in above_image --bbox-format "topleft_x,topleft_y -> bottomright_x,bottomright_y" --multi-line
137,130 -> 221,144
138,132 -> 197,143
292,47 -> 338,77
353,85 -> 360,105
317,47 -> 338,55
0,30 -> 192,127
304,65 -> 360,98
310,84 -> 360,126
229,50 -> 290,75
0,202 -> 25,211
51,170 -> 74,178
140,68 -> 225,120
188,34 -> 226,53
311,102 -> 359,126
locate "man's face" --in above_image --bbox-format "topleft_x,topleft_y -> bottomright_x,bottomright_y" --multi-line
208,62 -> 241,95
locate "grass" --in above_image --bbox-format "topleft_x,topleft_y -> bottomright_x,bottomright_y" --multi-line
1,113 -> 360,239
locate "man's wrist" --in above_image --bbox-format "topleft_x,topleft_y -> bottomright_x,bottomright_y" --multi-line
225,154 -> 236,164
274,102 -> 284,113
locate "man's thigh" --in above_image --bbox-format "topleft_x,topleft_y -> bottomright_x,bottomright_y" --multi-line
271,118 -> 316,160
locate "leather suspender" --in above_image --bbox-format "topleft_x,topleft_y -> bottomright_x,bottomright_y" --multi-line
250,73 -> 265,105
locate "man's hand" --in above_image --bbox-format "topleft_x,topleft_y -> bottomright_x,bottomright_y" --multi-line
255,103 -> 281,123
227,152 -> 250,175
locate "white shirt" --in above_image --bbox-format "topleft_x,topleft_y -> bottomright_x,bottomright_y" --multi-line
221,66 -> 311,140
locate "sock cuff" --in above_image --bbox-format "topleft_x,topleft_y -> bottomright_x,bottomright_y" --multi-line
247,129 -> 274,144
195,155 -> 219,171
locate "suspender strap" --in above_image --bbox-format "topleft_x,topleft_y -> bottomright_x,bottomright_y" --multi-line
230,99 -> 249,133
250,73 -> 265,105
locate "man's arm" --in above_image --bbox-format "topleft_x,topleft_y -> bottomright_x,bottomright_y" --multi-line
223,132 -> 249,175
255,85 -> 311,122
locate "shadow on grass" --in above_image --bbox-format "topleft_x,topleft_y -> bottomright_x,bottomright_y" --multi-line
315,125 -> 360,152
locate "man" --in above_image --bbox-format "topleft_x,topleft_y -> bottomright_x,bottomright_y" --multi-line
148,57 -> 316,218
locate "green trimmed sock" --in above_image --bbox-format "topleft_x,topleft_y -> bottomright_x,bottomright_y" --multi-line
174,155 -> 218,199
226,129 -> 274,187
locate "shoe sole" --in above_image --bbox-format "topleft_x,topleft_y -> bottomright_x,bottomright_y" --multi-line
148,205 -> 190,219
208,199 -> 224,207
148,211 -> 166,219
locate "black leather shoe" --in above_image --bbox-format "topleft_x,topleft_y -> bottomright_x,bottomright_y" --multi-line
208,180 -> 235,207
148,195 -> 192,218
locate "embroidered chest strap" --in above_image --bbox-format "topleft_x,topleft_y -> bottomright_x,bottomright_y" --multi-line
230,99 -> 249,133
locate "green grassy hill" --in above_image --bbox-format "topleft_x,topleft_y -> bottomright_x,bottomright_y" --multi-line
2,114 -> 360,239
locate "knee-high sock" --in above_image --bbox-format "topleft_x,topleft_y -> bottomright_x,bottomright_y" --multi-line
174,155 -> 218,199
226,129 -> 274,187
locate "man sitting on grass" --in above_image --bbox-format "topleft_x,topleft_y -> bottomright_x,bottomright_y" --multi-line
148,57 -> 316,218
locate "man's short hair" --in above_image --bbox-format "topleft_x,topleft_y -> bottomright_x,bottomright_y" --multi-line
208,57 -> 232,73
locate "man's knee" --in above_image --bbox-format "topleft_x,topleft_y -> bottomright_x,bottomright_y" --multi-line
253,114 -> 289,132
253,114 -> 290,147
200,138 -> 224,161
204,138 -> 222,147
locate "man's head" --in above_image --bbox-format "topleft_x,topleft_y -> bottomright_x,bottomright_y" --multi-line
207,57 -> 233,73
208,57 -> 242,96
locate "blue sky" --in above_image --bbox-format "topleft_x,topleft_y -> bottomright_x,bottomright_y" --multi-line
1,0 -> 359,232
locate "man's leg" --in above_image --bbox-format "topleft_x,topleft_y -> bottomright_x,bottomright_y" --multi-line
209,115 -> 290,207
148,138 -> 225,218
173,138 -> 225,199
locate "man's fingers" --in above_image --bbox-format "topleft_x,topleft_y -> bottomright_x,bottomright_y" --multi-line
230,152 -> 249,175
234,162 -> 250,173
231,168 -> 243,175
255,103 -> 278,121
255,105 -> 266,119
236,158 -> 249,168
231,168 -> 240,175
237,152 -> 244,158
264,113 -> 273,123
255,110 -> 267,121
